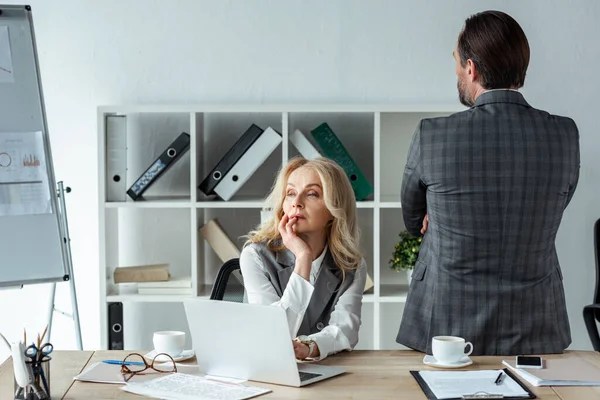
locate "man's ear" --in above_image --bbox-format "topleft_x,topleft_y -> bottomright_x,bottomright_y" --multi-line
466,58 -> 478,83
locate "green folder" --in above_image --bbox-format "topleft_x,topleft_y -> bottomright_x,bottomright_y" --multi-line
310,123 -> 374,201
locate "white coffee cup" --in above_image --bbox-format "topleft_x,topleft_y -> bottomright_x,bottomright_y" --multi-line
153,331 -> 185,358
432,336 -> 473,364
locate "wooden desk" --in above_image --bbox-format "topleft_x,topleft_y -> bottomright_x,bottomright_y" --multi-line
1,350 -> 600,399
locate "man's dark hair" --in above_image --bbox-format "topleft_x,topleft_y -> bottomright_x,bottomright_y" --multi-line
457,10 -> 530,89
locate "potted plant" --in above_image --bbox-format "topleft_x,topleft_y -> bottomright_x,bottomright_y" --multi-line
389,231 -> 422,285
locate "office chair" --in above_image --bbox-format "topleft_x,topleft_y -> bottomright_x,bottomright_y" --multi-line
584,218 -> 600,351
209,258 -> 246,303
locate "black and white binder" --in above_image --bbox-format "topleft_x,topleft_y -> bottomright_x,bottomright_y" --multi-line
198,124 -> 264,196
105,115 -> 127,201
126,132 -> 190,201
213,127 -> 282,201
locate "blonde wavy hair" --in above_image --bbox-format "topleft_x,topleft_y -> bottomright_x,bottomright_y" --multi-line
245,156 -> 362,275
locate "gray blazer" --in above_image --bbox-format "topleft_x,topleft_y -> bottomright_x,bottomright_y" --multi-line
250,241 -> 356,335
396,90 -> 580,356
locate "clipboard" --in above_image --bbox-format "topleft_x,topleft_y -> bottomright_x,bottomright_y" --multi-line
410,368 -> 536,400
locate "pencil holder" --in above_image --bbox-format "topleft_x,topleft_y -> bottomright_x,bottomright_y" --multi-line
14,356 -> 51,400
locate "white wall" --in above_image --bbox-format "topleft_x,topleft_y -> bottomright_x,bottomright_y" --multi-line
1,0 -> 599,362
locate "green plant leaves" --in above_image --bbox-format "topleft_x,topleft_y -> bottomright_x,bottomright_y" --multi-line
389,231 -> 422,272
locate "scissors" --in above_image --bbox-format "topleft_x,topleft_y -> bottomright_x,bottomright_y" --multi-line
25,342 -> 53,364
24,342 -> 52,397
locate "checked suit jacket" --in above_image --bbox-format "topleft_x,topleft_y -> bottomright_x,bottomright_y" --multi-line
396,90 -> 580,356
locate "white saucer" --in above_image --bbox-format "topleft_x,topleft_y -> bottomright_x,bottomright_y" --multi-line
423,354 -> 473,368
145,349 -> 195,362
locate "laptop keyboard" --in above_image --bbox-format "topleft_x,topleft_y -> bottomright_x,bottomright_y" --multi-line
299,371 -> 323,382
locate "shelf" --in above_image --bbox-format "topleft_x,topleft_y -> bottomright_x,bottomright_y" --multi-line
106,294 -> 197,302
98,104 -> 463,114
99,105 -> 459,351
379,196 -> 402,208
379,284 -> 410,302
193,199 -> 375,209
356,201 -> 375,209
106,284 -> 212,302
362,293 -> 375,303
105,197 -> 192,209
195,198 -> 265,209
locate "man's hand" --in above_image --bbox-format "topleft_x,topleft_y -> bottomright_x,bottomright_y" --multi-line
421,214 -> 429,235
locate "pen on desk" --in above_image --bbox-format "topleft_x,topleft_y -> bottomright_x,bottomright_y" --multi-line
494,372 -> 504,385
102,359 -> 146,366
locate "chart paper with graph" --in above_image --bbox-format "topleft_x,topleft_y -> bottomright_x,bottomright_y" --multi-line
0,131 -> 51,216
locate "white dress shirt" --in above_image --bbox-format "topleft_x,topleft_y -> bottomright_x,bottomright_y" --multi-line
240,244 -> 367,361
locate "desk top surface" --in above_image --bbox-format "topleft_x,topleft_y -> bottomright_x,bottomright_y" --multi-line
1,350 -> 600,399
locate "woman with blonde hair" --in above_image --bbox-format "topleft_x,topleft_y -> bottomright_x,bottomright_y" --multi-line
240,156 -> 367,361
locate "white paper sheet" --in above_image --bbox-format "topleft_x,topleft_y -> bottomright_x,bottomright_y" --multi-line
0,26 -> 14,83
418,370 -> 530,399
121,373 -> 271,400
204,375 -> 247,384
73,362 -> 201,384
0,131 -> 52,216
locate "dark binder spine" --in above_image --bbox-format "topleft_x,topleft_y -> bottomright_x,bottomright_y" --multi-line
198,124 -> 264,196
126,132 -> 190,201
108,302 -> 124,350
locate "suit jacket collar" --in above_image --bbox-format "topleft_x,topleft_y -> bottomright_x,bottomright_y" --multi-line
473,89 -> 530,108
275,246 -> 343,335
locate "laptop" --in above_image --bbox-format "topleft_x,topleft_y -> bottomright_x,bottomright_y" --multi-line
183,299 -> 346,387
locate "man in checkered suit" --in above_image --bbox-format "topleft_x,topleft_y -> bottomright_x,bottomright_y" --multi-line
396,10 -> 580,355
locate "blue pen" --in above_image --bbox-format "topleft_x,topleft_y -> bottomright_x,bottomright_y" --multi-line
102,359 -> 146,366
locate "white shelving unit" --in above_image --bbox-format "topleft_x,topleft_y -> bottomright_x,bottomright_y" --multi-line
98,104 -> 461,350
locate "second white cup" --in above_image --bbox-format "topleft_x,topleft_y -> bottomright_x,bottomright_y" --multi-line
153,331 -> 185,358
432,336 -> 473,364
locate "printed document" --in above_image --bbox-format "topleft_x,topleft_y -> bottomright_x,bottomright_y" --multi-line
122,373 -> 271,400
74,362 -> 201,384
0,131 -> 52,216
417,370 -> 530,399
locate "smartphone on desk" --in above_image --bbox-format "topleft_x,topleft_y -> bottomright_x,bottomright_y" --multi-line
516,355 -> 543,369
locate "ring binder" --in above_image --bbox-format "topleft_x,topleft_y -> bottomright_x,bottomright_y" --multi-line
105,115 -> 127,201
126,132 -> 190,201
462,393 -> 504,399
198,124 -> 264,196
212,127 -> 282,201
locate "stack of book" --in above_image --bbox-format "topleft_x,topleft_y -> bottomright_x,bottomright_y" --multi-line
113,264 -> 193,296
113,263 -> 170,284
137,278 -> 192,295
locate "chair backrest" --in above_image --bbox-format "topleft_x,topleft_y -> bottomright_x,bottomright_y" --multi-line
594,219 -> 600,322
210,258 -> 245,303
